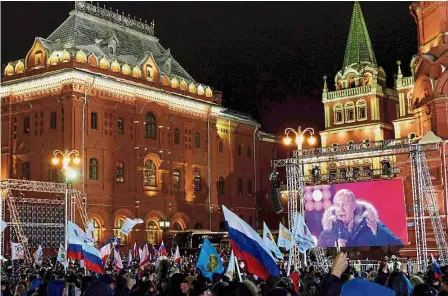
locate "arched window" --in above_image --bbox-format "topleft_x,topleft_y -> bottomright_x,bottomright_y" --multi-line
35,50 -> 43,65
116,162 -> 124,183
194,171 -> 201,191
218,177 -> 225,195
347,141 -> 354,150
345,102 -> 355,122
247,180 -> 253,195
363,139 -> 371,148
237,145 -> 242,157
247,146 -> 252,158
348,76 -> 356,88
238,179 -> 243,196
50,111 -> 57,129
23,116 -> 30,134
22,162 -> 30,180
195,132 -> 201,148
174,128 -> 180,144
173,169 -> 180,189
145,112 -> 157,139
143,160 -> 157,187
334,104 -> 344,124
114,218 -> 127,244
147,220 -> 159,244
92,218 -> 101,243
194,222 -> 203,229
117,117 -> 124,135
172,221 -> 183,231
91,112 -> 98,129
356,100 -> 367,120
89,158 -> 99,180
331,143 -> 338,152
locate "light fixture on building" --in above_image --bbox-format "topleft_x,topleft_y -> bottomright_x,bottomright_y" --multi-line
159,219 -> 171,230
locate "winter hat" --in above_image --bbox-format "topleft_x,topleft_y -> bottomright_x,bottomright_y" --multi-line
342,278 -> 395,296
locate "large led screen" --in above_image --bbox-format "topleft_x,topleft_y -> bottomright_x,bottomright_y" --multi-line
304,179 -> 407,247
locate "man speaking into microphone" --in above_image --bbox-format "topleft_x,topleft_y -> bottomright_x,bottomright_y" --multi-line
318,189 -> 403,247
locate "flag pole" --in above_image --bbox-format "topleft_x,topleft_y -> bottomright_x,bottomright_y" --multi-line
234,255 -> 243,282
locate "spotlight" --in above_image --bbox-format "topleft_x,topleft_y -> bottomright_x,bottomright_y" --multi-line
269,169 -> 283,214
381,159 -> 392,176
311,166 -> 321,183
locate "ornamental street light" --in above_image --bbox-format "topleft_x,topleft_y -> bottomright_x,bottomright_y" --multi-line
51,149 -> 80,261
283,126 -> 316,151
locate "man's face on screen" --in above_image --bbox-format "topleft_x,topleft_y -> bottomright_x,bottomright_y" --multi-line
334,191 -> 356,225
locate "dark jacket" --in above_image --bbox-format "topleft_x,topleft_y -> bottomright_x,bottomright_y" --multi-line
319,274 -> 341,296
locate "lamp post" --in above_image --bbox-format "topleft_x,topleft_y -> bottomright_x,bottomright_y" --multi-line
282,126 -> 316,274
51,149 -> 80,258
159,219 -> 171,230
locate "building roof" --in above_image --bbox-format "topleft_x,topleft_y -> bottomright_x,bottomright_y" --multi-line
342,1 -> 377,70
45,1 -> 194,82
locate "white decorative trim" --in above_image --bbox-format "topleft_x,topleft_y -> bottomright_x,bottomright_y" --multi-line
0,69 -> 260,127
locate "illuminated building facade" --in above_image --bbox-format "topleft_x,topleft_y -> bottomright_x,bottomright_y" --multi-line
0,2 -> 283,247
317,1 -> 448,258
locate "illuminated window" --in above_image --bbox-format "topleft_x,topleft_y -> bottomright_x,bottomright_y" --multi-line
247,180 -> 253,195
50,111 -> 57,129
219,141 -> 223,153
147,221 -> 158,244
218,177 -> 225,195
238,179 -> 243,196
237,145 -> 242,157
194,171 -> 201,191
24,116 -> 30,134
348,76 -> 356,88
173,169 -> 180,189
247,146 -> 252,158
174,128 -> 180,144
195,132 -> 201,148
117,117 -> 124,135
144,112 -> 157,139
116,162 -> 124,183
35,50 -> 43,65
143,160 -> 157,187
146,65 -> 152,80
89,158 -> 99,180
114,218 -> 127,244
345,102 -> 355,122
91,112 -> 98,129
22,162 -> 30,180
356,100 -> 367,120
334,104 -> 344,124
92,218 -> 101,243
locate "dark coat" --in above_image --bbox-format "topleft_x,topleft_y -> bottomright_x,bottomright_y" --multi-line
319,274 -> 341,296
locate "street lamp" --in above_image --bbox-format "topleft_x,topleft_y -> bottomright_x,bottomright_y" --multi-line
51,149 -> 80,260
283,126 -> 316,150
159,219 -> 171,230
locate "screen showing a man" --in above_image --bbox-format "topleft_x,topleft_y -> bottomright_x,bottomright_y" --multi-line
318,189 -> 404,247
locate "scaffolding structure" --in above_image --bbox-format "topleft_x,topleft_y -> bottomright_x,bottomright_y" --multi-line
0,179 -> 87,263
272,138 -> 448,270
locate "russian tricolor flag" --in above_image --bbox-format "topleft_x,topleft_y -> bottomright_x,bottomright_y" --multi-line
82,243 -> 104,274
223,206 -> 280,280
67,238 -> 83,260
431,254 -> 443,279
159,241 -> 167,256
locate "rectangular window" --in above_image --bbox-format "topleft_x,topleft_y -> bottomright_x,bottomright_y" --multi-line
247,180 -> 253,195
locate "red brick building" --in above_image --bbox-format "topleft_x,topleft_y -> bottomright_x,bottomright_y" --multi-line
318,1 -> 448,258
0,2 -> 285,247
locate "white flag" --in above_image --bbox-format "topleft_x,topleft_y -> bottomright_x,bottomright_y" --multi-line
57,244 -> 68,268
277,222 -> 293,250
120,218 -> 144,236
263,222 -> 283,260
68,221 -> 88,242
174,246 -> 181,264
1,220 -> 7,232
11,242 -> 24,260
34,244 -> 43,266
225,250 -> 235,280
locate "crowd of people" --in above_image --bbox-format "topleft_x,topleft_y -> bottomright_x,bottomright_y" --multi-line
1,249 -> 447,296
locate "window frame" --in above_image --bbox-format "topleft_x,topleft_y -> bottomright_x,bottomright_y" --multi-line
117,117 -> 124,135
24,116 -> 30,134
50,111 -> 57,130
172,169 -> 181,190
89,158 -> 99,180
356,100 -> 367,121
247,180 -> 253,195
218,177 -> 225,196
22,162 -> 30,180
237,178 -> 243,197
345,102 -> 355,123
333,104 -> 344,125
194,171 -> 202,191
174,128 -> 180,144
194,132 -> 201,148
116,161 -> 124,183
91,112 -> 98,130
237,145 -> 242,157
143,160 -> 157,187
144,112 -> 157,139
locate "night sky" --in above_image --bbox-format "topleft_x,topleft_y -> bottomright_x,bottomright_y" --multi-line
1,1 -> 417,135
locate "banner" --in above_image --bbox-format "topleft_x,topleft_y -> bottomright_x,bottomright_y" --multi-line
196,238 -> 224,279
304,179 -> 407,247
11,242 -> 24,260
277,222 -> 292,250
263,222 -> 283,259
34,244 -> 43,266
57,244 -> 67,268
292,213 -> 316,253
120,218 -> 144,236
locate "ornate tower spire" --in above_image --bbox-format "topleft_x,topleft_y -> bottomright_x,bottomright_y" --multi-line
342,1 -> 377,69
323,75 -> 328,93
396,60 -> 403,79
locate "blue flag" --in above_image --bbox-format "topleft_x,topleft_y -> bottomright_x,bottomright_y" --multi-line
196,238 -> 224,279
